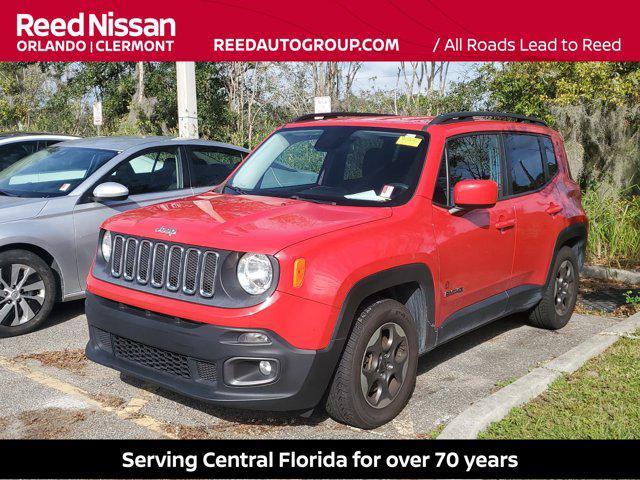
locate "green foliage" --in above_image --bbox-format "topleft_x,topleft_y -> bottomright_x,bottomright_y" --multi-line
624,291 -> 640,307
581,188 -> 640,268
481,62 -> 640,124
0,62 -> 230,138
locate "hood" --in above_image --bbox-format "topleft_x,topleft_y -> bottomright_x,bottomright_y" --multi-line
102,192 -> 391,254
0,196 -> 49,224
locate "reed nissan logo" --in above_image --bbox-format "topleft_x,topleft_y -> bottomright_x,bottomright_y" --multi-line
16,12 -> 176,53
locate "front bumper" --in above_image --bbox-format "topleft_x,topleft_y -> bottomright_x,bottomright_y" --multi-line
85,293 -> 344,411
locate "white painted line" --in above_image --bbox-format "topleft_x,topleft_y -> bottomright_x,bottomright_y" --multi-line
0,355 -> 177,439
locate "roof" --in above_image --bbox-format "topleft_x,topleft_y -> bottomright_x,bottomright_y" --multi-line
284,115 -> 435,132
56,136 -> 249,153
282,111 -> 550,132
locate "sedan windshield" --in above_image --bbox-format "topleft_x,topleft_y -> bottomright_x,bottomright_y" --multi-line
227,127 -> 428,205
0,146 -> 117,198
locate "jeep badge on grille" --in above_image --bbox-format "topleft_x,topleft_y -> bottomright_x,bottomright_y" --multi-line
155,226 -> 177,237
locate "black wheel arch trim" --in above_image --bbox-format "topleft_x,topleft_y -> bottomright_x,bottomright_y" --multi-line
545,222 -> 588,288
330,263 -> 436,354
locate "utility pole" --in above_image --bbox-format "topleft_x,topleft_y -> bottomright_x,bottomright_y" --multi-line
176,62 -> 199,138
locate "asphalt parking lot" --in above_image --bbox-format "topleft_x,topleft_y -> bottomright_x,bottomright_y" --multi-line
0,301 -> 622,439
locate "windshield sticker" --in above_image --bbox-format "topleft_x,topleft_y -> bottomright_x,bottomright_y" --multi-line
396,134 -> 422,147
380,185 -> 395,199
59,183 -> 71,192
344,190 -> 391,202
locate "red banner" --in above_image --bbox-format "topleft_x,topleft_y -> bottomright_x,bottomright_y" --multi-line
1,0 -> 637,61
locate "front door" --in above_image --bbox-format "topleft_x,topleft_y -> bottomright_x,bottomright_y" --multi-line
431,133 -> 516,330
73,146 -> 192,289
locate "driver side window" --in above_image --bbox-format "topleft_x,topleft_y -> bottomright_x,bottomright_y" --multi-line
108,147 -> 183,196
433,134 -> 502,206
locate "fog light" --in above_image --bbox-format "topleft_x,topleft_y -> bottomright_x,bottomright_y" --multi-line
224,357 -> 279,386
259,360 -> 273,376
238,332 -> 270,344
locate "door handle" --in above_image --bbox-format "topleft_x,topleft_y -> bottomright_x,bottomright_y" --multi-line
546,203 -> 563,215
495,218 -> 516,230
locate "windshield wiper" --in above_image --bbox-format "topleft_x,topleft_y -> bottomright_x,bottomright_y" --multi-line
289,195 -> 337,205
224,184 -> 249,195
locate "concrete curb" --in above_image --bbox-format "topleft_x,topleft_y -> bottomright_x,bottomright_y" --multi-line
582,265 -> 640,286
438,312 -> 640,439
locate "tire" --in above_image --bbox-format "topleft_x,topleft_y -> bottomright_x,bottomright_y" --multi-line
529,246 -> 579,330
325,298 -> 419,429
0,250 -> 56,338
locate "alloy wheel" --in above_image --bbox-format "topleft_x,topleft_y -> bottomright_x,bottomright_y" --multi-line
554,260 -> 575,316
0,264 -> 46,327
360,322 -> 410,409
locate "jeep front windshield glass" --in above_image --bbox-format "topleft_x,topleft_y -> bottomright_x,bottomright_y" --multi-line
0,146 -> 117,198
226,127 -> 428,206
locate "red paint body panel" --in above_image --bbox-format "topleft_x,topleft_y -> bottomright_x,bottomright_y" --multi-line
101,192 -> 391,255
87,115 -> 588,351
453,179 -> 499,207
86,274 -> 338,350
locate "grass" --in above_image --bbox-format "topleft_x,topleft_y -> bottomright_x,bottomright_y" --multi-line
493,377 -> 518,391
479,329 -> 640,439
582,188 -> 640,269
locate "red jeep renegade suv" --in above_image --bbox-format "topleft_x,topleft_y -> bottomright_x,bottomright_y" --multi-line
85,111 -> 588,429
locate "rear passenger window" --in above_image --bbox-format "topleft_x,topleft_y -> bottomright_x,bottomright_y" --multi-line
505,134 -> 545,195
434,134 -> 502,205
188,147 -> 244,187
0,141 -> 40,170
542,137 -> 558,178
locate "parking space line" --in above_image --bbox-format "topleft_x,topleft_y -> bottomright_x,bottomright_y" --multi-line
0,355 -> 176,439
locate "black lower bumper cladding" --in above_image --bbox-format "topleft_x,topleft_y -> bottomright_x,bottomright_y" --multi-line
84,293 -> 343,411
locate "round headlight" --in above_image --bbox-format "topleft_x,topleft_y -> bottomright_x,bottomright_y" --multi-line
237,253 -> 273,295
101,231 -> 112,263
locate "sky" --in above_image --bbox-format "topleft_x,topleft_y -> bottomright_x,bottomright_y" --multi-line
351,61 -> 478,92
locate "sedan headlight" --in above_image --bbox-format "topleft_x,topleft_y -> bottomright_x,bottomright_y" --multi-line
237,253 -> 273,295
101,231 -> 112,263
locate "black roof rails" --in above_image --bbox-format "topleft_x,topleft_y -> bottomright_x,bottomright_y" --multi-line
291,112 -> 396,123
429,111 -> 547,127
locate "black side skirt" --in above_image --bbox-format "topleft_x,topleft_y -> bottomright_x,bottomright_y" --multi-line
431,284 -> 543,350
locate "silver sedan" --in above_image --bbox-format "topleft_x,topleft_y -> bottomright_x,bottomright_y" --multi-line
0,136 -> 248,336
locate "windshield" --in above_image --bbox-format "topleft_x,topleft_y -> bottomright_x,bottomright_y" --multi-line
0,146 -> 117,198
226,127 -> 428,205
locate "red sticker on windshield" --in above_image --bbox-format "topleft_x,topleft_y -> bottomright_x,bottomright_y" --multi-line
380,185 -> 394,199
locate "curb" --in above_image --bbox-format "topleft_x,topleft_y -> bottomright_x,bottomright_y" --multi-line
438,312 -> 640,439
582,265 -> 640,286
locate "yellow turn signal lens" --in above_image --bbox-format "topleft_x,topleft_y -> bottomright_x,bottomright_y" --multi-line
293,258 -> 306,288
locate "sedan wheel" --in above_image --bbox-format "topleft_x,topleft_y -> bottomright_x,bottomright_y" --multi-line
0,264 -> 46,326
0,250 -> 56,337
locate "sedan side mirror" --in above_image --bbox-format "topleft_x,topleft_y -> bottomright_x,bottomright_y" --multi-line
93,182 -> 129,202
453,179 -> 498,209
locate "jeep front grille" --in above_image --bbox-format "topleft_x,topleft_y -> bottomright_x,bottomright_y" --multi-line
109,235 -> 219,298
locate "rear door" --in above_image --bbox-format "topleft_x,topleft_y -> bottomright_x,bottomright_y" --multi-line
186,146 -> 245,193
73,146 -> 193,289
504,133 -> 565,288
431,133 -> 517,328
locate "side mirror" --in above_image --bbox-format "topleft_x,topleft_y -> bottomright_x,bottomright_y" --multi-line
93,182 -> 129,202
453,179 -> 498,209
